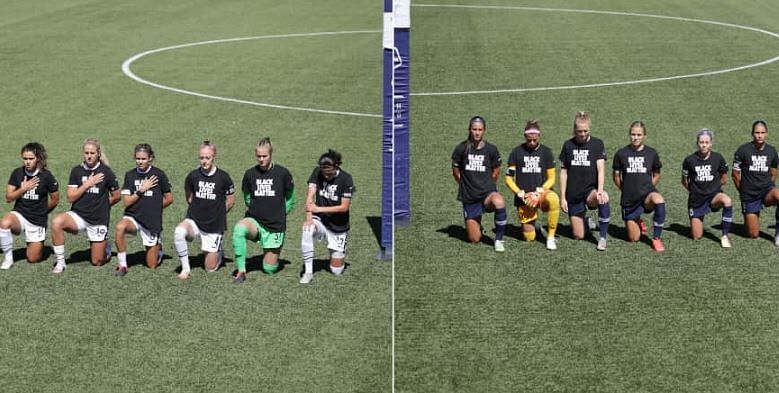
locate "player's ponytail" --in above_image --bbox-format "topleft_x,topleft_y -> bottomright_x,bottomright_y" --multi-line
21,142 -> 48,170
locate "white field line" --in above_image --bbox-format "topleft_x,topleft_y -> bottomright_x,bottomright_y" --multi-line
412,4 -> 779,97
121,30 -> 382,118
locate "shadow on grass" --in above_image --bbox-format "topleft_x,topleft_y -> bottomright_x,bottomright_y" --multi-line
170,253 -> 234,274
11,246 -> 52,264
436,225 -> 494,246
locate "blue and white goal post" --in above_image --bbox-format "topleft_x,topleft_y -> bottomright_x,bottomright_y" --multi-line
379,0 -> 410,260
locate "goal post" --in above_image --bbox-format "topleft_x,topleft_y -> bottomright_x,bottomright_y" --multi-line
379,0 -> 410,259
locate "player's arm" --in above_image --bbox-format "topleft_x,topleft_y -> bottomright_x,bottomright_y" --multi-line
719,171 -> 728,187
310,197 -> 351,214
731,167 -> 741,191
596,159 -> 606,193
681,172 -> 690,191
225,194 -> 235,212
491,165 -> 501,183
67,172 -> 104,203
108,189 -> 121,206
162,192 -> 174,209
47,191 -> 60,213
771,167 -> 777,183
284,184 -> 296,213
612,170 -> 622,190
5,177 -> 39,203
504,165 -> 523,197
304,184 -> 317,224
652,170 -> 661,187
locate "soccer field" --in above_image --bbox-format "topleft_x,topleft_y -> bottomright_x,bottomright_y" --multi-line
398,1 -> 779,392
0,1 -> 390,392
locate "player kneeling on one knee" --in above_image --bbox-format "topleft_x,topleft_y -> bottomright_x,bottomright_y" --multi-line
115,144 -> 173,276
504,120 -> 559,250
232,137 -> 295,283
300,149 -> 355,284
174,141 -> 235,280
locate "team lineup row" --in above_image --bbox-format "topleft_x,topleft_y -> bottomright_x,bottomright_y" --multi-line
0,137 -> 355,284
452,112 -> 779,252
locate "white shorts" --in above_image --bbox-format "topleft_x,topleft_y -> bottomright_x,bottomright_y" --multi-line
183,218 -> 223,253
10,211 -> 46,243
66,211 -> 109,242
123,216 -> 160,247
310,219 -> 348,257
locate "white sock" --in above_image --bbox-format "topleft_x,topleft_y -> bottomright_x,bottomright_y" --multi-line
173,227 -> 190,272
330,264 -> 344,275
0,228 -> 13,262
118,252 -> 127,268
53,244 -> 66,265
301,227 -> 315,275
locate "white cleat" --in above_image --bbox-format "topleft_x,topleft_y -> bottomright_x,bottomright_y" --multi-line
299,273 -> 314,284
51,263 -> 66,274
177,270 -> 191,280
493,239 -> 505,252
546,237 -> 557,251
0,259 -> 14,270
597,237 -> 608,251
721,235 -> 732,249
588,216 -> 598,231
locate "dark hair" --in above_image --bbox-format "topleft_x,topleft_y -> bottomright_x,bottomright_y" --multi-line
319,149 -> 342,167
753,120 -> 768,133
134,143 -> 155,160
629,120 -> 647,135
466,116 -> 486,143
21,142 -> 48,170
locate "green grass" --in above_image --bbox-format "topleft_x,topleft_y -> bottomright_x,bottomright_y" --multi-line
0,1 -> 389,392
398,1 -> 779,392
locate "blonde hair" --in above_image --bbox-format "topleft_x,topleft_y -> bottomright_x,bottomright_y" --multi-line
573,111 -> 590,131
82,137 -> 109,166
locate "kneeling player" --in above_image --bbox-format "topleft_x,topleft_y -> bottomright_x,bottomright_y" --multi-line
504,120 -> 559,250
232,137 -> 295,283
613,121 -> 666,252
682,129 -> 733,247
300,150 -> 355,284
115,144 -> 174,276
174,141 -> 235,279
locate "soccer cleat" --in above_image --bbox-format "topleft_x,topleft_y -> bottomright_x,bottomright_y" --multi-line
546,237 -> 557,251
233,271 -> 246,284
105,243 -> 112,259
115,266 -> 128,277
597,237 -> 608,251
157,248 -> 164,265
639,219 -> 648,236
720,235 -> 732,249
177,270 -> 190,280
775,235 -> 779,248
52,263 -> 66,274
0,259 -> 14,270
299,273 -> 314,285
652,237 -> 665,252
494,239 -> 505,252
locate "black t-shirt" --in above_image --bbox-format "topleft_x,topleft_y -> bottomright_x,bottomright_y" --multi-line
613,145 -> 662,207
8,167 -> 58,227
121,166 -> 172,234
242,164 -> 294,232
185,167 -> 235,234
507,143 -> 555,207
682,151 -> 728,207
308,167 -> 355,232
559,136 -> 607,201
733,142 -> 779,201
68,162 -> 120,226
451,141 -> 501,204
